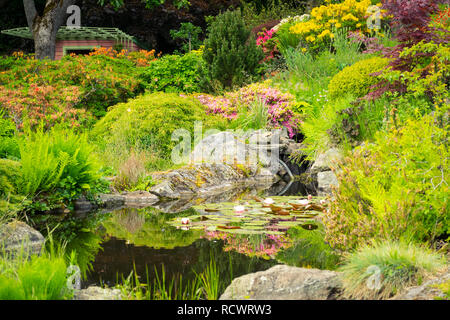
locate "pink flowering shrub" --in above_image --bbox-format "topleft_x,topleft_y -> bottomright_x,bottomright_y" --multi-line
193,81 -> 302,138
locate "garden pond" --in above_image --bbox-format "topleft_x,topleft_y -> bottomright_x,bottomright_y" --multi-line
32,184 -> 340,295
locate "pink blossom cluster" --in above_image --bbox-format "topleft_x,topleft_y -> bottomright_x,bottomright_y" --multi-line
256,28 -> 276,46
193,82 -> 301,138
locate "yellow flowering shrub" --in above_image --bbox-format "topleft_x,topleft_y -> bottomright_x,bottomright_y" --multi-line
288,0 -> 385,52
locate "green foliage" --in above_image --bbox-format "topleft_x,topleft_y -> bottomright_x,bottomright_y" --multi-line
200,9 -> 264,91
16,126 -> 103,211
230,97 -> 270,131
92,92 -> 207,170
275,29 -> 366,104
300,96 -> 355,159
240,0 -> 304,28
328,97 -> 387,148
0,159 -> 25,219
0,113 -> 19,160
323,115 -> 449,251
139,52 -> 203,93
170,23 -> 203,53
328,56 -> 389,99
195,259 -> 221,300
0,239 -> 71,300
339,240 -> 446,299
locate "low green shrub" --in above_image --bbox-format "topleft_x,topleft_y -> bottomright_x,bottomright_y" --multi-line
300,96 -> 355,160
0,159 -> 25,219
92,92 -> 208,171
339,240 -> 446,299
328,56 -> 389,99
0,240 -> 71,300
138,52 -> 202,93
323,115 -> 449,251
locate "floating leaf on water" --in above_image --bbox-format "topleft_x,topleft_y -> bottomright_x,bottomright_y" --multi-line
305,204 -> 325,212
276,209 -> 290,216
218,225 -> 241,230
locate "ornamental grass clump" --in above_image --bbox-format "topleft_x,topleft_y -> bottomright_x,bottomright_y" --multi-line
339,240 -> 446,300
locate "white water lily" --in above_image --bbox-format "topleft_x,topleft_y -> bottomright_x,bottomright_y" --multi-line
181,226 -> 190,231
234,205 -> 245,213
263,198 -> 275,205
181,218 -> 190,225
297,199 -> 310,205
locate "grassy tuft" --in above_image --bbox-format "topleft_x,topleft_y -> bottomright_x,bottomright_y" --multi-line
339,240 -> 446,300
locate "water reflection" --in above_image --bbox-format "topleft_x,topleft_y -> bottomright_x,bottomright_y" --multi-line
37,191 -> 339,294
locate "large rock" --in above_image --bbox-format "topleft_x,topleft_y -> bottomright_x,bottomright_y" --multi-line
73,286 -> 122,300
317,171 -> 339,196
191,131 -> 281,175
0,220 -> 45,257
149,163 -> 278,199
391,268 -> 450,300
310,148 -> 342,174
220,265 -> 342,300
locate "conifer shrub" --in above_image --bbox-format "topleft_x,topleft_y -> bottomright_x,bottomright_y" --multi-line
328,57 -> 389,99
200,9 -> 264,91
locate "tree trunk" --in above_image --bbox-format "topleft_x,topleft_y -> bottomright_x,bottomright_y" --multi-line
23,0 -> 76,60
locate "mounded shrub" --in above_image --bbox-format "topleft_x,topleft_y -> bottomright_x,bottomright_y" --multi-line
92,92 -> 208,158
327,57 -> 389,99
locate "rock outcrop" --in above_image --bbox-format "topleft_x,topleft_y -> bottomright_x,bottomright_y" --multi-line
220,265 -> 342,300
391,268 -> 450,300
306,148 -> 343,196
